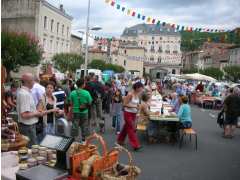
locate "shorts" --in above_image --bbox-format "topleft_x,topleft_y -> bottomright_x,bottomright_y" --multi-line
224,114 -> 238,125
180,121 -> 192,129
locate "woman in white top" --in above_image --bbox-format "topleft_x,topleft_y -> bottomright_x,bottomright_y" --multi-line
117,82 -> 144,151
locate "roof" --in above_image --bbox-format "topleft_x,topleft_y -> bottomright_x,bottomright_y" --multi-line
71,34 -> 83,41
42,0 -> 73,20
121,23 -> 180,37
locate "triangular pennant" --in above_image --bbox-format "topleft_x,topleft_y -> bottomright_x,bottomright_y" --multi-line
152,19 -> 156,24
127,9 -> 131,15
157,20 -> 161,26
132,11 -> 136,17
111,1 -> 115,6
122,7 -> 125,11
142,16 -> 146,20
147,17 -> 151,22
176,25 -> 180,30
181,26 -> 185,31
137,14 -> 141,19
162,22 -> 166,26
116,4 -> 120,9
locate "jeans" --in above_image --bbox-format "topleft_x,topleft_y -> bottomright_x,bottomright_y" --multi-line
45,123 -> 55,135
71,113 -> 89,141
180,121 -> 192,129
112,114 -> 121,132
147,121 -> 158,138
19,123 -> 37,147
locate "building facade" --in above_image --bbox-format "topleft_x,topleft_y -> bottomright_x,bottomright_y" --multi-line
2,0 -> 73,61
112,44 -> 145,77
88,49 -> 108,64
228,46 -> 240,66
121,23 -> 182,77
70,34 -> 83,55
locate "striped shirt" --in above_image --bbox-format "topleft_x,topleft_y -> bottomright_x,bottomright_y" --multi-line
53,90 -> 66,109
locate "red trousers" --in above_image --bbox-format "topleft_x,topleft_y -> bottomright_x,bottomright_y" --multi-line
117,111 -> 140,148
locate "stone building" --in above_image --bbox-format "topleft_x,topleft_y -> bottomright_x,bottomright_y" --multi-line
228,45 -> 240,66
111,42 -> 145,77
2,0 -> 73,61
70,34 -> 83,55
88,49 -> 108,64
121,23 -> 182,77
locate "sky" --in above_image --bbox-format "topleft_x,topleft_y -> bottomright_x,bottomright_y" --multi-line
47,0 -> 240,40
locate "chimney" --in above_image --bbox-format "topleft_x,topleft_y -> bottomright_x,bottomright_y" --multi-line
60,4 -> 64,12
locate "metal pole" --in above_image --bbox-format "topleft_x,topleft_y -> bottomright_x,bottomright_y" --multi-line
84,0 -> 91,77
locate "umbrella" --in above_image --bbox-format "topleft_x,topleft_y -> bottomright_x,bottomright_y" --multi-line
181,73 -> 217,82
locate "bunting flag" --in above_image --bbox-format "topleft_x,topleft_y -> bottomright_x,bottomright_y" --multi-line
104,0 -> 229,32
147,17 -> 151,23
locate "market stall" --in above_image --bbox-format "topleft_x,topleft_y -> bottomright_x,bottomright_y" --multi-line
137,94 -> 180,142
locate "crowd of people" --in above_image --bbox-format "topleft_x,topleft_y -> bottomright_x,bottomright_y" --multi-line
2,72 -> 240,150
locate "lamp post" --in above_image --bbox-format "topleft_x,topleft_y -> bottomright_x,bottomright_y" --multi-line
84,0 -> 91,77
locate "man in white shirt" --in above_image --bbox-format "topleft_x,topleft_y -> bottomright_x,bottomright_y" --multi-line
17,73 -> 44,146
31,76 -> 45,106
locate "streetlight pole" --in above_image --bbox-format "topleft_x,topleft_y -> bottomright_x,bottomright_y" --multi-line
84,0 -> 91,77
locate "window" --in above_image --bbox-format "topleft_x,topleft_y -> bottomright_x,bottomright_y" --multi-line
44,16 -> 47,29
160,37 -> 162,40
156,41 -> 158,44
124,60 -> 126,66
50,19 -> 54,32
152,36 -> 154,40
152,41 -> 154,44
158,46 -> 162,53
50,40 -> 53,53
62,25 -> 64,36
57,22 -> 59,34
124,49 -> 127,54
66,44 -> 68,51
158,57 -> 161,63
56,41 -> 59,53
67,27 -> 69,37
62,42 -> 64,51
150,57 -> 154,61
43,38 -> 46,51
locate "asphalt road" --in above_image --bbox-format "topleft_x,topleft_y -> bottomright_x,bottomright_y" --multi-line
100,106 -> 240,180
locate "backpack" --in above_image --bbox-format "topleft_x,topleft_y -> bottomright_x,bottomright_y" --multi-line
217,109 -> 224,128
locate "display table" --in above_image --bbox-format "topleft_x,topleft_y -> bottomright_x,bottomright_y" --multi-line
137,96 -> 180,142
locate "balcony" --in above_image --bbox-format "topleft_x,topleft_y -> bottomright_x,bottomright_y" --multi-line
165,50 -> 170,54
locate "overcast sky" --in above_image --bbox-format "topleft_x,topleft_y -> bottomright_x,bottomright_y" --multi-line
48,0 -> 240,39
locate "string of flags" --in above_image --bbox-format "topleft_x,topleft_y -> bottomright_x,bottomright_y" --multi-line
104,0 -> 231,33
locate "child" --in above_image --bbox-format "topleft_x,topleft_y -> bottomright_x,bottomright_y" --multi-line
112,89 -> 123,134
139,93 -> 158,143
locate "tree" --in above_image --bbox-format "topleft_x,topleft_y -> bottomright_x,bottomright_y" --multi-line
1,31 -> 43,76
52,53 -> 84,73
88,59 -> 125,73
199,67 -> 224,80
88,59 -> 106,71
223,66 -> 240,82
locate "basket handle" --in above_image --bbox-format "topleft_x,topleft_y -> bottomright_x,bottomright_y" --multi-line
114,143 -> 133,168
86,133 -> 108,157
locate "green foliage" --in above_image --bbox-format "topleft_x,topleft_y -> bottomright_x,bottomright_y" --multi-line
1,31 -> 43,73
223,66 -> 240,82
181,31 -> 240,52
88,59 -> 125,73
182,68 -> 198,74
52,53 -> 84,73
199,67 -> 224,80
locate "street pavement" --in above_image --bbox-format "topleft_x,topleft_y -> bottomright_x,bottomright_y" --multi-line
100,106 -> 240,180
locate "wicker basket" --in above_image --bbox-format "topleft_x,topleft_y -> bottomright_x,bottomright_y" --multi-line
100,144 -> 141,180
70,133 -> 119,180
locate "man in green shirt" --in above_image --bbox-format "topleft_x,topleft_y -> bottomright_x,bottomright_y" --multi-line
69,78 -> 92,141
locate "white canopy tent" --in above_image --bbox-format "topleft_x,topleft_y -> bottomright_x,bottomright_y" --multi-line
180,73 -> 217,82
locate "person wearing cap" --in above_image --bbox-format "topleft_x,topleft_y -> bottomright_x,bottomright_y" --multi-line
177,96 -> 192,129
